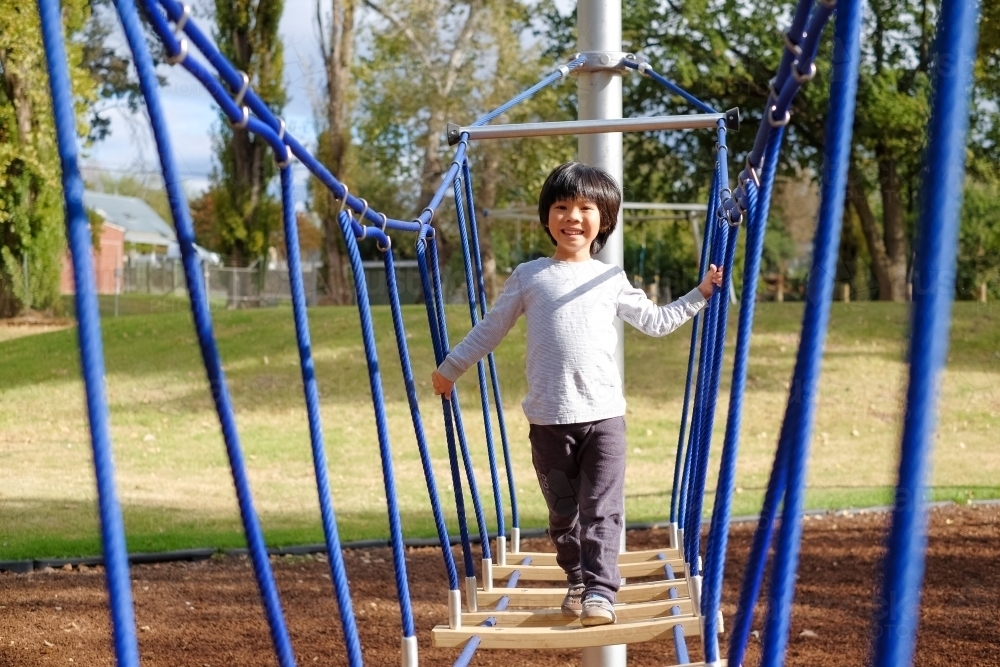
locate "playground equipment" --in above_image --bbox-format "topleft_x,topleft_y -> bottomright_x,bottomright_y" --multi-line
37,0 -> 980,664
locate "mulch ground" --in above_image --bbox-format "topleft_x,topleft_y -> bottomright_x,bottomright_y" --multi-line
2,503 -> 998,667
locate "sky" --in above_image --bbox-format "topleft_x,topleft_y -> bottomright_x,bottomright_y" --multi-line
82,0 -> 331,202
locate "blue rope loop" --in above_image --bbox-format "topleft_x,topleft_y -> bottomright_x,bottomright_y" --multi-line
382,248 -> 460,591
279,170 -> 364,666
112,0 -> 299,664
337,210 -> 417,638
460,160 -> 519,533
873,0 -> 977,664
453,174 -> 507,540
38,1 -> 140,664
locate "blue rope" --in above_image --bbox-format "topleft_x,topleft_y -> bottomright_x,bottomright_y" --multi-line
453,175 -> 506,539
111,0 -> 298,663
703,156 -> 777,661
416,233 -> 476,578
685,134 -> 738,575
759,1 -> 862,662
279,170 -> 364,666
708,127 -> 783,667
873,0 -> 977,664
38,1 -> 139,664
663,562 -> 690,665
338,211 -> 416,638
427,239 -> 493,562
730,0 -> 837,225
677,180 -> 719,549
382,247 -> 460,591
670,172 -> 718,528
471,58 -> 585,127
461,160 -> 519,534
621,60 -> 718,115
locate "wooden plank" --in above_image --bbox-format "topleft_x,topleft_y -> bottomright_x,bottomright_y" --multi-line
477,579 -> 689,607
460,599 -> 695,626
431,615 -> 705,649
508,547 -> 680,566
493,559 -> 685,581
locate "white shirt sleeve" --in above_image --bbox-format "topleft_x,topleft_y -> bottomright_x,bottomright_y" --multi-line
437,267 -> 526,382
615,271 -> 708,337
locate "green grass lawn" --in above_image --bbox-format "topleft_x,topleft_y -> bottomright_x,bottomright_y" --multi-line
1,301 -> 998,559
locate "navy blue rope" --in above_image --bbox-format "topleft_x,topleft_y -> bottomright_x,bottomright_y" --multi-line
670,172 -> 718,528
684,153 -> 730,568
453,175 -> 506,539
702,173 -> 770,661
760,2 -> 861,662
621,60 -> 718,115
337,210 -> 416,638
38,1 -> 139,663
460,160 -> 519,534
872,0 -> 977,664
416,234 -> 476,578
471,58 -> 584,127
382,247 -> 460,591
427,239 -> 493,562
112,0 -> 298,663
677,180 -> 718,548
279,170 -> 364,666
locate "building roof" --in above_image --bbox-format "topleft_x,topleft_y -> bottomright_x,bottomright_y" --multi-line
84,191 -> 176,246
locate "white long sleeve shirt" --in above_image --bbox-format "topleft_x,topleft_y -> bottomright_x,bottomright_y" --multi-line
437,257 -> 707,425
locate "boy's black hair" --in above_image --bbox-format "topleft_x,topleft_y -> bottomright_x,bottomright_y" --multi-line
538,161 -> 622,255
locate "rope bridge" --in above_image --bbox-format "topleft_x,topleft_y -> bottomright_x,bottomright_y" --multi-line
37,0 -> 980,664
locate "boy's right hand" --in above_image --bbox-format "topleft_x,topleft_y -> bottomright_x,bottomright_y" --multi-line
431,370 -> 454,399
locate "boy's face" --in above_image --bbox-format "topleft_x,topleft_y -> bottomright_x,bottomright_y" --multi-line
547,197 -> 602,261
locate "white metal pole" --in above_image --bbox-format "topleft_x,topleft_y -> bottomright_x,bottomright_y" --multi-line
578,2 -> 626,667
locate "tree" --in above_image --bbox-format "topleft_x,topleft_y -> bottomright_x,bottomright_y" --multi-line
207,0 -> 287,267
354,0 -> 575,297
0,0 -> 99,316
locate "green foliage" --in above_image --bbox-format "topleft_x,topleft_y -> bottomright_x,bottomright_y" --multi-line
0,0 -> 101,316
957,179 -> 1000,299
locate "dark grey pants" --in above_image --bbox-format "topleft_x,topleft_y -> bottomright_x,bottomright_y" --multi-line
528,416 -> 626,603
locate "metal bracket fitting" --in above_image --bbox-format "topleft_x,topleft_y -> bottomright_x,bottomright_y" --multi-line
725,107 -> 741,132
570,51 -> 634,73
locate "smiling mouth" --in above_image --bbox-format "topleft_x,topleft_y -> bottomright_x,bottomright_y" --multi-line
562,229 -> 583,236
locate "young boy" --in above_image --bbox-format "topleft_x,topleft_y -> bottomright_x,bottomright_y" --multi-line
431,161 -> 723,627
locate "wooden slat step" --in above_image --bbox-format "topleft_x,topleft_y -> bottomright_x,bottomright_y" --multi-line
461,599 -> 695,626
507,547 -> 680,566
477,579 -> 689,608
493,558 -> 685,582
431,614 -> 704,649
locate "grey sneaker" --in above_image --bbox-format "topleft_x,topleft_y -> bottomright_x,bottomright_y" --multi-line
580,594 -> 616,626
561,583 -> 585,617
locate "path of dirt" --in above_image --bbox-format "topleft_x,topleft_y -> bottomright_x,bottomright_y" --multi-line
1,504 -> 997,666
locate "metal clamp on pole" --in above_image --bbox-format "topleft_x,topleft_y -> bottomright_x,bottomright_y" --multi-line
571,51 -> 634,72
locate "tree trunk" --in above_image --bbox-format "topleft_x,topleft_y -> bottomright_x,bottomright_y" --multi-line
846,163 -> 895,300
318,0 -> 355,305
876,151 -> 910,301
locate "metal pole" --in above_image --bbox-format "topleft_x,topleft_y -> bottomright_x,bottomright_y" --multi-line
578,2 -> 625,666
450,113 -> 725,143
